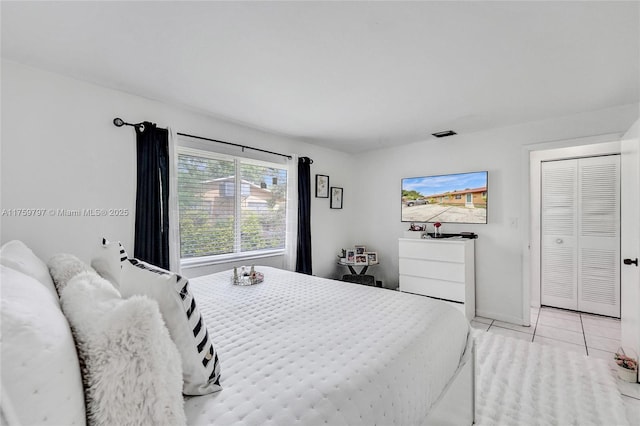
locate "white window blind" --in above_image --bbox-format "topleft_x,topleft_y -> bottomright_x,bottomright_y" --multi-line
178,149 -> 288,260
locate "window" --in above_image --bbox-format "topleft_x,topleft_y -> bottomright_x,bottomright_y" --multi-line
178,148 -> 288,262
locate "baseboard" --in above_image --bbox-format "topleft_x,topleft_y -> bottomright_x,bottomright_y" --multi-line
475,309 -> 528,326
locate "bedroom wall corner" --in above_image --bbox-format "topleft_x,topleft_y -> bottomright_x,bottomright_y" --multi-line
305,144 -> 357,280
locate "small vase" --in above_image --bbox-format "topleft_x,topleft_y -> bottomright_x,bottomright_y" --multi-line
617,365 -> 638,382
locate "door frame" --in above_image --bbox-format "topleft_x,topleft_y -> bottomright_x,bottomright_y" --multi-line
620,121 -> 640,379
520,134 -> 622,322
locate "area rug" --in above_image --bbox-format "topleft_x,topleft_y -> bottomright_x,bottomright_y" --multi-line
474,330 -> 629,425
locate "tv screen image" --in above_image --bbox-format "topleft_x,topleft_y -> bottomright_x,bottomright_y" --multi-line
401,171 -> 488,224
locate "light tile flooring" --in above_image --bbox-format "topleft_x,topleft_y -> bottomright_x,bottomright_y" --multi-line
472,306 -> 640,422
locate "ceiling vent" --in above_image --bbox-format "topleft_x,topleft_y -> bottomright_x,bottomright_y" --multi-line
431,130 -> 457,138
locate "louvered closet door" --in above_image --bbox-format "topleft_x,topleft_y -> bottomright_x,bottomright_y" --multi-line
577,155 -> 620,317
541,160 -> 578,310
541,156 -> 621,317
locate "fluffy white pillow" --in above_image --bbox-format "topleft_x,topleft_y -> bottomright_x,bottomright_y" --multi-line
121,258 -> 222,396
47,253 -> 97,295
0,240 -> 58,302
60,271 -> 186,425
91,237 -> 128,289
0,265 -> 86,425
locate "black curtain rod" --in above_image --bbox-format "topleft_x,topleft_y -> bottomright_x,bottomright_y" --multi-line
113,117 -> 146,131
176,132 -> 294,160
113,117 -> 295,160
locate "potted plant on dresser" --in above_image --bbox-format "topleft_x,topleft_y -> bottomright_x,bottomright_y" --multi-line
614,348 -> 638,382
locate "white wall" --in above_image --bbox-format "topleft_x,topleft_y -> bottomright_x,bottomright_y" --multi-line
0,60 -> 355,279
351,104 -> 638,324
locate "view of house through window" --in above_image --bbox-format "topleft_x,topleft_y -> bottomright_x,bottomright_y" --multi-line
178,149 -> 288,260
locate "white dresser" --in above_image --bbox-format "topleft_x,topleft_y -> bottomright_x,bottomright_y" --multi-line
398,238 -> 475,319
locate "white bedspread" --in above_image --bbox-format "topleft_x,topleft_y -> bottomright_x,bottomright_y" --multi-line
184,267 -> 469,426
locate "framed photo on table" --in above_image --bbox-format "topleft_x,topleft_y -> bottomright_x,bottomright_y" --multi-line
354,254 -> 368,265
346,249 -> 355,264
330,187 -> 343,209
365,252 -> 378,264
355,245 -> 366,255
315,174 -> 329,198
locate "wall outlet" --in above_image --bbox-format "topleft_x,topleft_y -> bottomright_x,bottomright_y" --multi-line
509,217 -> 519,229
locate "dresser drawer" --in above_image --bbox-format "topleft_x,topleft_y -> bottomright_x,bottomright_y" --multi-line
399,239 -> 466,263
398,258 -> 465,282
399,275 -> 465,303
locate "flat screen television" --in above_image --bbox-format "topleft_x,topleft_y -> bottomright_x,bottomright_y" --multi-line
401,171 -> 488,224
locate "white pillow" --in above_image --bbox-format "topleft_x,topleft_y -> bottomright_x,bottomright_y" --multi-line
91,237 -> 128,289
0,265 -> 86,425
0,240 -> 58,302
121,258 -> 222,396
47,253 -> 97,295
60,271 -> 186,425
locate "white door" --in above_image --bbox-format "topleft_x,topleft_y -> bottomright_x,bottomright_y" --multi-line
577,155 -> 620,317
541,156 -> 621,316
465,193 -> 473,207
621,125 -> 640,379
541,160 -> 579,310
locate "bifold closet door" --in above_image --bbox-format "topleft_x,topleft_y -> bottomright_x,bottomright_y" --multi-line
541,156 -> 620,317
577,155 -> 620,317
541,160 -> 578,311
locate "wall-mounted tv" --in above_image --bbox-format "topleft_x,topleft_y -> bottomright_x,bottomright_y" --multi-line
401,171 -> 488,224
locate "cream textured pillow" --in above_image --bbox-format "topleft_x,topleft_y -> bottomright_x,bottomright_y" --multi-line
0,240 -> 58,302
0,265 -> 86,426
47,253 -> 97,295
121,258 -> 222,396
91,237 -> 128,289
60,271 -> 186,425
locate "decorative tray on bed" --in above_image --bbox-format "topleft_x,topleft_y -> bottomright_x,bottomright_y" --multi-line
232,267 -> 264,286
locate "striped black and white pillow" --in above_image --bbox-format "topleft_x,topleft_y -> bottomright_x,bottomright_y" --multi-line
120,258 -> 222,396
90,238 -> 129,289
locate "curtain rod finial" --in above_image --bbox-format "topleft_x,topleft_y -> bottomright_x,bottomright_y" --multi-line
113,117 -> 125,127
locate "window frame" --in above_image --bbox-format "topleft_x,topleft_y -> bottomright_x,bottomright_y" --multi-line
177,146 -> 288,268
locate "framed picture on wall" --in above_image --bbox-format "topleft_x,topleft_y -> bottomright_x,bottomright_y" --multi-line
330,187 -> 343,209
315,174 -> 329,198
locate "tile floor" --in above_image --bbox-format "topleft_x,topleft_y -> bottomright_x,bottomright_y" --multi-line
472,306 -> 640,422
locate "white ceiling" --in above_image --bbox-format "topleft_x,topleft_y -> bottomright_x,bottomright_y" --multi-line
2,1 -> 638,153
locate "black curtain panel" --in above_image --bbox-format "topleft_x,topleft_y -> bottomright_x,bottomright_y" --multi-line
296,157 -> 313,275
134,122 -> 170,269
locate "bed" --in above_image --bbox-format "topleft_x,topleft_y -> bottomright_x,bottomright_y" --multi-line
0,240 -> 474,426
184,267 -> 474,426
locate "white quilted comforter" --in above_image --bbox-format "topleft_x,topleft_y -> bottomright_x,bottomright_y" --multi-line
185,267 -> 470,426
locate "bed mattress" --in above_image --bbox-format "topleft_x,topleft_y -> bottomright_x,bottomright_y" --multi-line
185,266 -> 470,426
